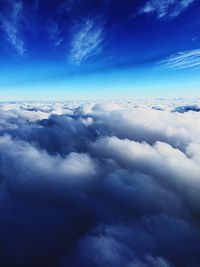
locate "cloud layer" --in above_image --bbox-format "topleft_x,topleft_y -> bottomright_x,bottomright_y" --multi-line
0,99 -> 200,266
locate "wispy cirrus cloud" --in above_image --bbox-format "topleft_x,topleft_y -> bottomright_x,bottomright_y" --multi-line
69,17 -> 105,65
159,49 -> 200,69
140,0 -> 196,19
0,0 -> 26,56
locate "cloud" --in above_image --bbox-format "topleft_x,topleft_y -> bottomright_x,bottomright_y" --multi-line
158,49 -> 200,69
1,100 -> 200,266
173,105 -> 200,113
69,17 -> 105,65
140,0 -> 196,19
0,0 -> 26,56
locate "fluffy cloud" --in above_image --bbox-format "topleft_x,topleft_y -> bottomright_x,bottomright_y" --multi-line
0,100 -> 200,266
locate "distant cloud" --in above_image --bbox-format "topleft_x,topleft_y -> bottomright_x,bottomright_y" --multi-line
0,0 -> 26,56
140,0 -> 196,19
69,17 -> 105,65
173,105 -> 200,113
159,49 -> 200,69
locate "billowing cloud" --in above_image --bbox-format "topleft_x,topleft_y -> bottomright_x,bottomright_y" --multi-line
140,0 -> 196,19
0,100 -> 200,266
69,17 -> 105,65
159,49 -> 200,69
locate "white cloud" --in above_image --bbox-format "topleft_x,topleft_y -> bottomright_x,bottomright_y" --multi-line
0,0 -> 26,56
91,136 -> 200,185
140,0 -> 196,19
0,135 -> 97,186
1,99 -> 200,266
159,49 -> 200,69
69,17 -> 105,65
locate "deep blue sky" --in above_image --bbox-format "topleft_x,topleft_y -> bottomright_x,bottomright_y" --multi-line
0,0 -> 200,100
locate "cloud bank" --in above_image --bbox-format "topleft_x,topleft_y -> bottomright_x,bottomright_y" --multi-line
0,99 -> 200,267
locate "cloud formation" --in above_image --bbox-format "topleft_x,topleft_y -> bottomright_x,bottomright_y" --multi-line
140,0 -> 196,19
69,17 -> 105,65
159,49 -> 200,69
0,0 -> 26,56
0,100 -> 200,266
173,104 -> 200,113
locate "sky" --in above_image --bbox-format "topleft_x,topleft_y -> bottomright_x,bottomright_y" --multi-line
0,0 -> 200,100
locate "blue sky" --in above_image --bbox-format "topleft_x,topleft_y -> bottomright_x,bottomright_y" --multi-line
0,0 -> 200,100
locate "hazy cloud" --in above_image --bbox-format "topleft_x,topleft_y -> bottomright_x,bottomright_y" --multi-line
69,17 -> 105,65
140,0 -> 196,19
0,0 -> 26,56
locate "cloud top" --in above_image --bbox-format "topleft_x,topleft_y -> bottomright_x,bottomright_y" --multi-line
0,99 -> 200,266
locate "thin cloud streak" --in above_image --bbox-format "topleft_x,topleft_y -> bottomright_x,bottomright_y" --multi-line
140,0 -> 196,19
0,0 -> 26,56
159,49 -> 200,69
69,17 -> 105,65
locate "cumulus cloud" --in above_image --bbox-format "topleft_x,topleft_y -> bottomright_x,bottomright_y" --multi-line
0,0 -> 26,56
159,49 -> 200,69
69,17 -> 105,65
1,100 -> 200,266
140,0 -> 196,19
